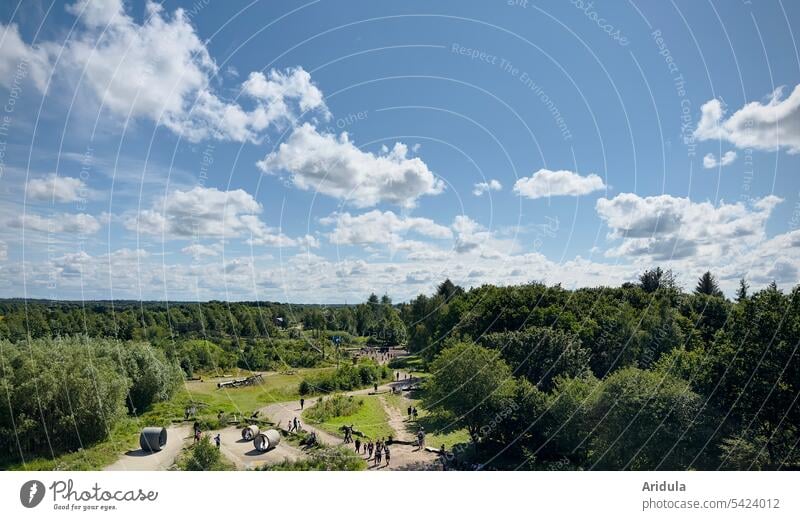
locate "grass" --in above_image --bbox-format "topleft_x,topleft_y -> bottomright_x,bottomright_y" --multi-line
304,394 -> 363,422
5,367 -> 333,471
305,395 -> 394,441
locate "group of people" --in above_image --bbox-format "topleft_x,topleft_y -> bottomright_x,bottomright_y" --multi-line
342,424 -> 356,443
407,406 -> 419,421
288,416 -> 302,433
354,437 -> 391,466
192,421 -> 222,449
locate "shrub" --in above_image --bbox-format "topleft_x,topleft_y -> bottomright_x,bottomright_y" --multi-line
180,435 -> 231,471
264,446 -> 366,471
299,361 -> 387,395
305,394 -> 363,422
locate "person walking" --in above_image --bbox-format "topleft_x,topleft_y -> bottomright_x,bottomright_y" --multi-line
384,445 -> 391,466
374,445 -> 382,465
373,383 -> 378,393
367,441 -> 373,459
412,407 -> 418,420
214,434 -> 221,449
417,428 -> 425,450
300,398 -> 305,410
293,416 -> 299,432
407,406 -> 412,420
354,438 -> 361,453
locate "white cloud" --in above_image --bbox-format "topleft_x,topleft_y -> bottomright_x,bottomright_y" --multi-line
473,179 -> 502,196
513,169 -> 606,199
0,240 -> 6,261
694,85 -> 800,153
7,212 -> 101,234
125,186 -> 311,248
596,193 -> 782,261
452,215 -> 494,254
242,68 -> 328,117
180,243 -> 222,259
321,210 -> 452,246
257,123 -> 445,208
0,22 -> 53,92
26,174 -> 89,203
702,151 -> 737,169
3,1 -> 327,143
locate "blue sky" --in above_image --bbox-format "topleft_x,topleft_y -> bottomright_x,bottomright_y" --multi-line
0,0 -> 798,302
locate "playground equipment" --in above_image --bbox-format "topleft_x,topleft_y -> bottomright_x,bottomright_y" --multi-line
253,429 -> 281,452
139,427 -> 167,452
241,424 -> 260,441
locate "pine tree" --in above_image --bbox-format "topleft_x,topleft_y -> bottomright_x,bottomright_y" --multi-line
695,271 -> 723,297
736,278 -> 749,302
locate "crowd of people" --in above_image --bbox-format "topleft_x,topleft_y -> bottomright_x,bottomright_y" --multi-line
352,436 -> 391,467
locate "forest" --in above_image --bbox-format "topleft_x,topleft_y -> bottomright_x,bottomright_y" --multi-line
0,268 -> 798,470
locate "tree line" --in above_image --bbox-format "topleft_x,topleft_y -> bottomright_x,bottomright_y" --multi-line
413,272 -> 799,469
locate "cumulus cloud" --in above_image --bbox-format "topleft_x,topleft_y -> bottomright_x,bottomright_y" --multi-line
452,215 -> 495,254
180,243 -> 222,259
321,210 -> 452,246
513,169 -> 606,199
257,123 -> 445,208
473,179 -> 502,196
126,186 -> 311,247
2,1 -> 327,143
694,85 -> 800,153
7,212 -> 101,234
702,151 -> 737,169
596,193 -> 782,261
26,174 -> 90,203
0,22 -> 54,92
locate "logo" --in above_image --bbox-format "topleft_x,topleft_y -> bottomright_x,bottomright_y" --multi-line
20,480 -> 45,508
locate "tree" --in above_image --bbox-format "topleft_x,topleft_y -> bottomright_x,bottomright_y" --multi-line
480,328 -> 590,390
425,342 -> 516,441
736,278 -> 749,302
436,279 -> 463,300
695,271 -> 723,297
639,267 -> 677,293
587,367 -> 708,470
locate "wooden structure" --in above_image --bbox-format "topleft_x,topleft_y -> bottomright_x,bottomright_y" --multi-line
217,373 -> 264,389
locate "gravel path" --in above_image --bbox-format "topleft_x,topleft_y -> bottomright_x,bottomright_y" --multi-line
104,425 -> 191,471
260,380 -> 438,471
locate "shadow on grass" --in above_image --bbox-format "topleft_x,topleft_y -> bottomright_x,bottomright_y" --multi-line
415,412 -> 463,436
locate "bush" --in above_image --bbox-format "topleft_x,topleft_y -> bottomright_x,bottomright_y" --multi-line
304,394 -> 363,422
299,361 -> 388,395
264,446 -> 366,471
179,435 -> 231,471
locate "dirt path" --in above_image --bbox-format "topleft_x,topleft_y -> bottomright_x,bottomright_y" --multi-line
210,426 -> 306,469
105,425 -> 191,471
260,380 -> 438,471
